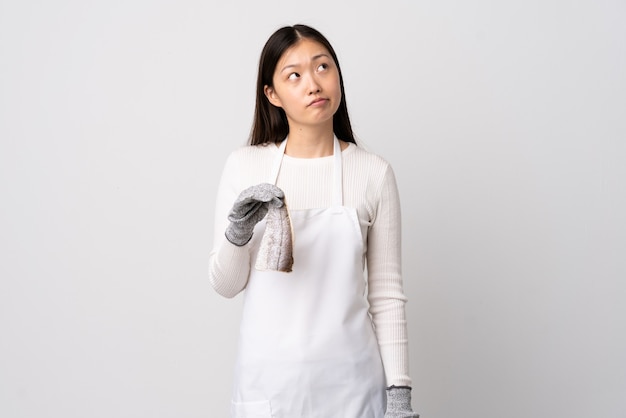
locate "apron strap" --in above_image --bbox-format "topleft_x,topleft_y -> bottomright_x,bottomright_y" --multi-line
332,137 -> 343,208
270,137 -> 344,208
269,139 -> 288,185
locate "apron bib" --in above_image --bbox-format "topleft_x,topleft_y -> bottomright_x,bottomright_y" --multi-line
231,138 -> 385,418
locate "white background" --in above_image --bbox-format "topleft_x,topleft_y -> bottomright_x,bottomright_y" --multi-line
1,1 -> 625,417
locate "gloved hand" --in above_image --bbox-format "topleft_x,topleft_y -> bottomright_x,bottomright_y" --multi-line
385,386 -> 419,418
225,183 -> 285,246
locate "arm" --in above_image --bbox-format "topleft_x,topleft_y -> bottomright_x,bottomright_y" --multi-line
367,164 -> 412,387
366,164 -> 419,417
208,152 -> 251,298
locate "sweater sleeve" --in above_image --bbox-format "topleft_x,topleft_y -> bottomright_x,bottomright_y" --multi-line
208,151 -> 252,298
366,164 -> 412,387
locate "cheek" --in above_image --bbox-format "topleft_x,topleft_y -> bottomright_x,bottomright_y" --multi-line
273,85 -> 296,106
331,78 -> 342,100
329,73 -> 341,93
280,90 -> 299,107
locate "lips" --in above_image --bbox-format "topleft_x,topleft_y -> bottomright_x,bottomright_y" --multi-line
308,98 -> 328,107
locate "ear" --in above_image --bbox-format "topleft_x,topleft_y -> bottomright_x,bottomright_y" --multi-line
264,85 -> 282,108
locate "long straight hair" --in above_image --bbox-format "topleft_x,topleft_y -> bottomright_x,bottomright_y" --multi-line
249,25 -> 356,146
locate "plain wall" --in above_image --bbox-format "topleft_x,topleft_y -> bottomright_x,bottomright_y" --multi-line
1,1 -> 625,417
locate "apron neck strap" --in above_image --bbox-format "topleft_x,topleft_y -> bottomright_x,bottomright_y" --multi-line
270,137 -> 343,207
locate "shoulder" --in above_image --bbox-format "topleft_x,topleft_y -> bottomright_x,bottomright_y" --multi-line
221,143 -> 278,190
226,143 -> 278,165
343,143 -> 394,179
222,143 -> 278,174
340,143 -> 401,222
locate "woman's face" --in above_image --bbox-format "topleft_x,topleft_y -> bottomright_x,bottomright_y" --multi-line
264,39 -> 341,131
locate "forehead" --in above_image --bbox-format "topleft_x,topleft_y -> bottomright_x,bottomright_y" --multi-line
277,38 -> 331,67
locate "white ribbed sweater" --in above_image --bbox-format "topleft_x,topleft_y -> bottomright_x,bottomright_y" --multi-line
209,142 -> 412,387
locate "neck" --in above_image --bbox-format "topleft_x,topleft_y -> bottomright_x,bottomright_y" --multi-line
284,123 -> 335,158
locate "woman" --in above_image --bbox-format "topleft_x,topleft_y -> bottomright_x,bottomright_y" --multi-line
209,24 -> 419,418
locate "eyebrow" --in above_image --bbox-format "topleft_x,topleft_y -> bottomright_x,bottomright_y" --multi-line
280,53 -> 331,73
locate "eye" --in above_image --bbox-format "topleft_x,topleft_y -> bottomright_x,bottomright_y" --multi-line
288,72 -> 300,80
317,63 -> 328,72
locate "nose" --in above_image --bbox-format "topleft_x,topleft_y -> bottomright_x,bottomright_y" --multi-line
307,75 -> 321,95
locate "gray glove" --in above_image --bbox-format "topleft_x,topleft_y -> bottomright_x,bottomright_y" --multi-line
225,183 -> 285,246
385,386 -> 419,418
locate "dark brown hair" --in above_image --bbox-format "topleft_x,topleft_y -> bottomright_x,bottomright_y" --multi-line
249,25 -> 356,145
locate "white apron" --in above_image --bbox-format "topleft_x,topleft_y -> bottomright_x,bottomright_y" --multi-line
231,138 -> 385,418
